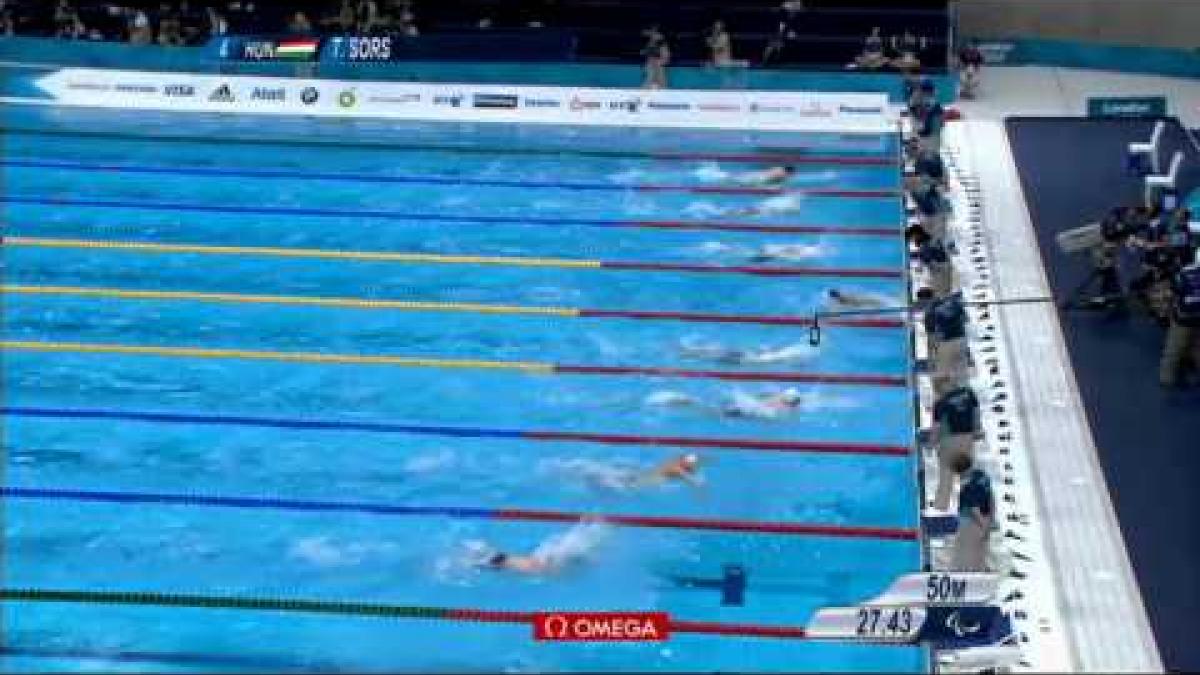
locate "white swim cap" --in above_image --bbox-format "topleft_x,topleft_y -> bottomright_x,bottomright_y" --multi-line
682,453 -> 700,466
781,387 -> 802,404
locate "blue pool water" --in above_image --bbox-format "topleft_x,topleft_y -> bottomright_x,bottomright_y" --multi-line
2,104 -> 921,672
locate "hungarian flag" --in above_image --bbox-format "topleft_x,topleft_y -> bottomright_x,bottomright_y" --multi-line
276,38 -> 319,60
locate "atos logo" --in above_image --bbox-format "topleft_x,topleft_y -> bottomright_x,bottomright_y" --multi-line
300,86 -> 319,104
164,84 -> 195,97
251,87 -> 286,101
433,94 -> 464,107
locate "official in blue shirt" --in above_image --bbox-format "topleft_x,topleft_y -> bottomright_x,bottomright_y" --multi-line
925,293 -> 969,396
1159,255 -> 1200,386
951,453 -> 994,571
931,386 -> 980,511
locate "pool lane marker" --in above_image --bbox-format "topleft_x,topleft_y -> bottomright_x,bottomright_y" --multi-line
1,196 -> 898,237
0,486 -> 916,540
0,158 -> 898,198
3,238 -> 902,279
3,282 -> 905,329
1,340 -> 906,387
3,406 -> 912,457
0,588 -> 832,640
1,127 -> 896,167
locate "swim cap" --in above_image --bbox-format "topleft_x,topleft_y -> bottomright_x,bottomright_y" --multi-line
781,387 -> 802,404
682,453 -> 700,466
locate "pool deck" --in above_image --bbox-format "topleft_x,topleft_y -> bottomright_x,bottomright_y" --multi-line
942,66 -> 1196,672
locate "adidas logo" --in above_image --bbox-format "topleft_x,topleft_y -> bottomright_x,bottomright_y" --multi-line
208,84 -> 235,103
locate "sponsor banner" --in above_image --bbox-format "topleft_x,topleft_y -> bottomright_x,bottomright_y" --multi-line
1087,96 -> 1167,118
27,68 -> 895,133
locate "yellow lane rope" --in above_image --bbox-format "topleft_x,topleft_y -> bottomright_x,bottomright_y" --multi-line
3,284 -> 580,318
4,236 -> 604,270
1,340 -> 554,373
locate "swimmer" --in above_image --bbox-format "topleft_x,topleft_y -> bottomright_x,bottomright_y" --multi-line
722,387 -> 805,419
749,242 -> 823,262
631,453 -> 705,488
679,339 -> 814,365
724,193 -> 802,218
482,551 -> 554,574
470,519 -> 608,575
825,288 -> 896,311
733,165 -> 796,187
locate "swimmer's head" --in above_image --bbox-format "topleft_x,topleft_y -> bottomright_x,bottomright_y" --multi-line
780,387 -> 803,405
827,288 -> 844,300
486,552 -> 509,568
681,453 -> 700,469
783,165 -> 796,175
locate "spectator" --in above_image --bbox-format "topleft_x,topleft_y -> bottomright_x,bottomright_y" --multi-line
287,10 -> 312,34
396,8 -> 418,37
706,20 -> 742,68
128,9 -> 153,45
206,6 -> 228,38
1160,251 -> 1200,387
0,7 -> 13,37
931,386 -> 980,511
355,0 -> 379,34
850,26 -> 887,70
950,453 -> 994,572
321,0 -> 356,32
958,39 -> 985,99
640,26 -> 670,89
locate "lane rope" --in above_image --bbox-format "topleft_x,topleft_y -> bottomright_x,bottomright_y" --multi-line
1,486 -> 917,540
1,339 -> 905,386
0,588 -> 829,639
2,196 -> 898,236
4,283 -> 906,329
0,159 -> 897,198
1,126 -> 894,166
3,239 -> 902,279
3,406 -> 913,457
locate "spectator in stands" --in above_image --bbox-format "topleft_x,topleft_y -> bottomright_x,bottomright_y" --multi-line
1160,250 -> 1200,387
931,385 -> 980,512
958,39 -> 985,99
0,6 -> 12,37
951,453 -> 994,572
641,26 -> 670,90
850,27 -> 887,70
322,0 -> 356,32
288,10 -> 312,34
355,0 -> 379,34
706,20 -> 744,68
394,2 -> 419,37
128,8 -> 153,45
206,6 -> 228,37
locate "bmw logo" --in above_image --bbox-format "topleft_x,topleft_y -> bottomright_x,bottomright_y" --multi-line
301,87 -> 319,105
338,90 -> 356,108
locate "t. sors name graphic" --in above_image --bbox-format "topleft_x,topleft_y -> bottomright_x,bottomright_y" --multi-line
115,83 -> 157,94
300,86 -> 320,105
646,101 -> 690,111
569,97 -> 602,111
250,87 -> 285,102
839,105 -> 884,115
697,103 -> 740,112
534,612 -> 670,642
163,84 -> 195,97
608,98 -> 641,113
433,94 -> 464,107
368,93 -> 421,104
522,98 -> 561,108
473,93 -> 519,109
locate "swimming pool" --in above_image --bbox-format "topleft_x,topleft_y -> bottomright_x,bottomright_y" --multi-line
2,103 -> 922,672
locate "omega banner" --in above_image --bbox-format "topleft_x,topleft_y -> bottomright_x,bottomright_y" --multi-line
22,67 -> 896,133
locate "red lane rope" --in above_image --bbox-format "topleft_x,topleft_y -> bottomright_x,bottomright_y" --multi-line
599,261 -> 902,279
577,308 -> 904,328
525,430 -> 910,457
496,509 -> 918,540
625,220 -> 898,236
553,365 -> 905,387
649,152 -> 895,166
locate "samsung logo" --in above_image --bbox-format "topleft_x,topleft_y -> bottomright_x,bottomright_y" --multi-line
164,84 -> 195,97
839,105 -> 884,115
473,93 -> 519,109
251,87 -> 286,101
